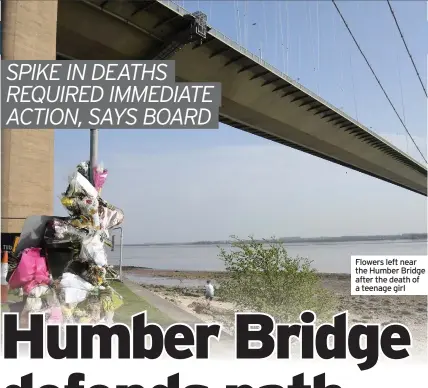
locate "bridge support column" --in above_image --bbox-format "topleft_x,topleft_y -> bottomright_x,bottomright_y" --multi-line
1,0 -> 58,235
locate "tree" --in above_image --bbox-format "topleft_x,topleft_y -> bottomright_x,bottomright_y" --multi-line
218,236 -> 337,322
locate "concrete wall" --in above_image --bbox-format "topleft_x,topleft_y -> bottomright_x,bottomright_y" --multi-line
1,0 -> 57,233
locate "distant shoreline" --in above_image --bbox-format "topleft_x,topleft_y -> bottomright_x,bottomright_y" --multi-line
125,234 -> 427,247
118,267 -> 352,280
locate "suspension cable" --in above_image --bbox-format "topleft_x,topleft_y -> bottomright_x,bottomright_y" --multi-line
244,0 -> 248,47
233,0 -> 239,43
278,1 -> 286,72
316,0 -> 321,93
331,0 -> 427,164
316,1 -> 320,78
386,0 -> 427,98
332,5 -> 341,105
285,1 -> 289,73
307,2 -> 316,76
349,52 -> 359,120
262,1 -> 268,57
396,53 -> 409,153
274,1 -> 278,66
336,7 -> 345,110
236,1 -> 242,45
396,54 -> 407,126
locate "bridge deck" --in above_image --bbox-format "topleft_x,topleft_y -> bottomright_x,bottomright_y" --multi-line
56,0 -> 427,196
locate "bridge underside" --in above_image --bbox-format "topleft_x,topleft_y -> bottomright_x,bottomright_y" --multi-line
55,0 -> 427,196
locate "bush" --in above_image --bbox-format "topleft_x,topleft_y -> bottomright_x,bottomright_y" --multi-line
217,236 -> 337,322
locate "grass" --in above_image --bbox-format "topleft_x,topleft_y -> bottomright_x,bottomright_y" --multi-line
1,290 -> 21,311
1,281 -> 174,327
110,280 -> 174,327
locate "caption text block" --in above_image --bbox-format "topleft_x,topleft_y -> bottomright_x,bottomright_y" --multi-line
351,255 -> 428,295
1,60 -> 222,129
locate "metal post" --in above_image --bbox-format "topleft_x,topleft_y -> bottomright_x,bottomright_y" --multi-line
89,128 -> 98,184
119,227 -> 124,281
112,226 -> 124,281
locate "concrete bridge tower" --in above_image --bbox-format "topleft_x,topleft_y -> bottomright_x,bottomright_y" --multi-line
1,0 -> 57,242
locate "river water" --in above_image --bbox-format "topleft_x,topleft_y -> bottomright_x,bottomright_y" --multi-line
108,240 -> 427,274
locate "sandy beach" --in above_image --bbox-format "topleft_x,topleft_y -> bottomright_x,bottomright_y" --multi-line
124,268 -> 427,358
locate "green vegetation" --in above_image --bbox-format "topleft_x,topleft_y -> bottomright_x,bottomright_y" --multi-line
111,280 -> 173,327
217,236 -> 337,322
1,289 -> 22,312
1,282 -> 173,327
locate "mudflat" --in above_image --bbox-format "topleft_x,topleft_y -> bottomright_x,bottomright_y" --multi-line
123,268 -> 427,359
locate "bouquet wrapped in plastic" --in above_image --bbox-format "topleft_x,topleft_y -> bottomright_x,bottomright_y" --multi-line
93,163 -> 108,193
8,159 -> 125,326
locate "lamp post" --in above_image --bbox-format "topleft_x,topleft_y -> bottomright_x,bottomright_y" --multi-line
89,129 -> 124,282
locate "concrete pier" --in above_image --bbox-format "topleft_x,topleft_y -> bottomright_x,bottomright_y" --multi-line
1,0 -> 57,234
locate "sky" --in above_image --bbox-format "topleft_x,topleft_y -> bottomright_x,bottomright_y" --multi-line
54,0 -> 428,244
